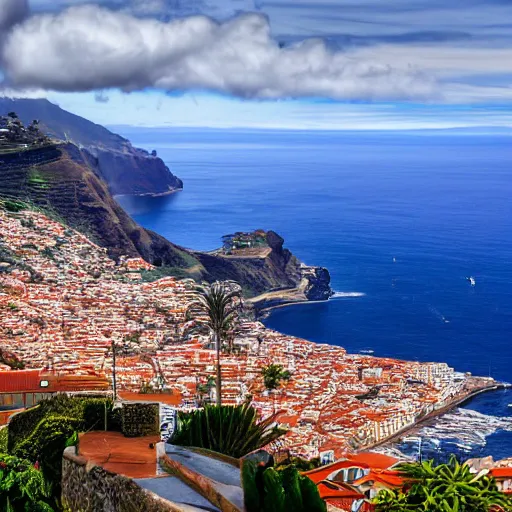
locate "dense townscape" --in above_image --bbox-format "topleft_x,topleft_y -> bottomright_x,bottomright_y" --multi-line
0,206 -> 498,459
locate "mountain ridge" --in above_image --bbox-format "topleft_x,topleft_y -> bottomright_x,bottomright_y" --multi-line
0,98 -> 183,196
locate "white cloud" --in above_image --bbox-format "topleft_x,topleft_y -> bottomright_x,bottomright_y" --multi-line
1,5 -> 437,101
352,45 -> 512,79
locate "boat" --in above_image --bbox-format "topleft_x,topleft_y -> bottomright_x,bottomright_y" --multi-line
508,404 -> 512,408
359,349 -> 375,355
466,276 -> 476,286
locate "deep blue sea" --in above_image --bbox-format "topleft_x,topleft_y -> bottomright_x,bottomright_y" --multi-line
115,127 -> 512,460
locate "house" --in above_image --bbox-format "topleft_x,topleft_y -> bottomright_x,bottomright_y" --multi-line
490,467 -> 512,494
0,369 -> 109,423
304,452 -> 403,511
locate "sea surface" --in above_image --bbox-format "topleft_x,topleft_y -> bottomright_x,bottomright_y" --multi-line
115,127 -> 512,460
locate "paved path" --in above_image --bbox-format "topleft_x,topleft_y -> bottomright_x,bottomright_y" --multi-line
165,444 -> 244,510
165,445 -> 241,487
136,476 -> 221,512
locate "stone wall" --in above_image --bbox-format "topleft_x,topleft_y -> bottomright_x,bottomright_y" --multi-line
62,447 -> 181,512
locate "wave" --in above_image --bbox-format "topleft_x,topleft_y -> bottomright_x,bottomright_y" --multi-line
331,291 -> 366,299
391,408 -> 512,461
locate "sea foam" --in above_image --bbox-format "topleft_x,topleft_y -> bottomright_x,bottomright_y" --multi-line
331,291 -> 366,299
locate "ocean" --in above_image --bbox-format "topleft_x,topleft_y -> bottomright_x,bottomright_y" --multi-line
115,127 -> 512,460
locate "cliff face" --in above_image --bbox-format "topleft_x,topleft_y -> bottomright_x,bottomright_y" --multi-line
0,98 -> 182,197
0,143 -> 192,267
303,266 -> 333,301
85,147 -> 183,196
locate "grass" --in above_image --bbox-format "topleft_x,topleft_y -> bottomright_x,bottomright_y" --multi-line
140,266 -> 201,282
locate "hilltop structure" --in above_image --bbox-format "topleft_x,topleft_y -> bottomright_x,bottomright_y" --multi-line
0,113 -> 52,152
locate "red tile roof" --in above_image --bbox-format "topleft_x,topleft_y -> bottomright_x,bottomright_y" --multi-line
348,452 -> 400,470
0,370 -> 42,393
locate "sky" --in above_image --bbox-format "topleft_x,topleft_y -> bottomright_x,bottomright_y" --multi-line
0,0 -> 512,130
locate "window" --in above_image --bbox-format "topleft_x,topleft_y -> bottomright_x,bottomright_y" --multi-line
40,380 -> 49,388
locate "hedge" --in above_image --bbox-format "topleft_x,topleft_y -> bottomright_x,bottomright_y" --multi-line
122,403 -> 160,438
8,395 -> 114,451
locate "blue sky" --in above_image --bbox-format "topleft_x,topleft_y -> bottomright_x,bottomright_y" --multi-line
1,0 -> 512,129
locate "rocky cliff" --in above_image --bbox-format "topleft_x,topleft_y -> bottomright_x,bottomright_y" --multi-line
0,98 -> 182,196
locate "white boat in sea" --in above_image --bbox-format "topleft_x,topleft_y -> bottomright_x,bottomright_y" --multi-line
359,349 -> 375,355
466,276 -> 476,286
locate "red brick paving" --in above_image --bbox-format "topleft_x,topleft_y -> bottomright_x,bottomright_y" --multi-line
79,431 -> 163,478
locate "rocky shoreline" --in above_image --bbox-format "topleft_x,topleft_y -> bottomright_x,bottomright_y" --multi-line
248,263 -> 334,317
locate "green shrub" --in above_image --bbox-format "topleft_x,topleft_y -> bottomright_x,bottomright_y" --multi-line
0,427 -> 8,453
2,200 -> 27,213
8,395 -> 113,451
122,403 -> 160,437
108,405 -> 123,432
373,455 -> 512,512
171,404 -> 286,459
0,454 -> 55,511
242,458 -> 326,512
12,415 -> 78,482
8,406 -> 46,452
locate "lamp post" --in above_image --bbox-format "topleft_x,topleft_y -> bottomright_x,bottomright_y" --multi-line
111,339 -> 117,402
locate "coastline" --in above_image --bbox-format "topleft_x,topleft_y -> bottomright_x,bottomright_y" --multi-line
253,291 -> 364,320
254,295 -> 326,320
256,294 -> 511,456
114,187 -> 182,199
362,379 -> 511,453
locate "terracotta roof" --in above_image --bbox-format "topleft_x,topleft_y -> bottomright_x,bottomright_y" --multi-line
348,452 -> 400,470
0,369 -> 43,393
317,480 -> 365,500
353,469 -> 404,488
491,468 -> 512,478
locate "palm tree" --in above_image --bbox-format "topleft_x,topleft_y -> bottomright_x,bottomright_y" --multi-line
262,364 -> 291,413
373,455 -> 512,512
190,281 -> 241,406
262,363 -> 291,392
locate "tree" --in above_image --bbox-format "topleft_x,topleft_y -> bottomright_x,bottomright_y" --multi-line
189,281 -> 241,406
262,364 -> 291,413
373,455 -> 512,512
7,112 -> 18,119
262,364 -> 291,392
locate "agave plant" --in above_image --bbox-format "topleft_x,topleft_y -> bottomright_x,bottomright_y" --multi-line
186,281 -> 242,406
170,403 -> 286,458
242,458 -> 327,512
373,455 -> 512,512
